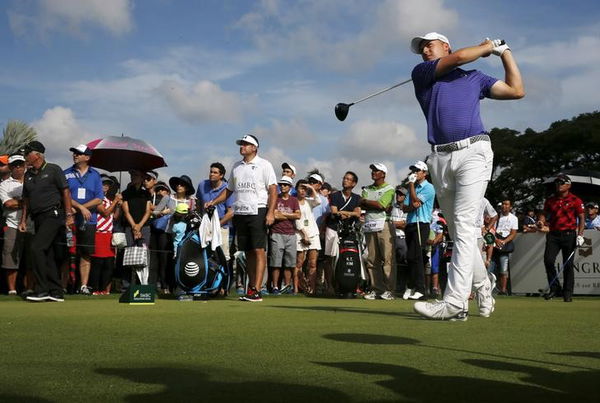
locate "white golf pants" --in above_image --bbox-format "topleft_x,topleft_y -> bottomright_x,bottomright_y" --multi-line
427,140 -> 493,310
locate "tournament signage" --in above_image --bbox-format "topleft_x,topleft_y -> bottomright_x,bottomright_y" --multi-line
119,285 -> 156,304
510,231 -> 600,295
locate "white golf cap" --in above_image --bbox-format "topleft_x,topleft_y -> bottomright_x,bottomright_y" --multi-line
236,134 -> 259,147
309,173 -> 323,183
410,160 -> 428,171
369,163 -> 388,174
410,32 -> 451,54
69,144 -> 92,155
281,162 -> 296,175
278,175 -> 293,186
8,154 -> 25,164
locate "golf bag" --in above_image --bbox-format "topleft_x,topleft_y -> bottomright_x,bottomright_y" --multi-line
334,220 -> 364,296
174,212 -> 229,296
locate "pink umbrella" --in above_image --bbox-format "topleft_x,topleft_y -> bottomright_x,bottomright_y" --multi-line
87,135 -> 167,172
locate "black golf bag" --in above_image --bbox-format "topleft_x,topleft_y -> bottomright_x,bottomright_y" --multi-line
174,211 -> 230,296
334,220 -> 363,296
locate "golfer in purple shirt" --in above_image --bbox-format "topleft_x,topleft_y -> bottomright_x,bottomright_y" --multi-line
409,32 -> 524,321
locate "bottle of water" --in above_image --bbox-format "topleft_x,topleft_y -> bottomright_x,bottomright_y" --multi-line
66,227 -> 74,247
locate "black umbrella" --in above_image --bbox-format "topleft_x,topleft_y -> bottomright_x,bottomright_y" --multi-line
87,135 -> 167,172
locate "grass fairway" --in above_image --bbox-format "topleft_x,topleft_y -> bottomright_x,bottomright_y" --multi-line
1,294 -> 599,402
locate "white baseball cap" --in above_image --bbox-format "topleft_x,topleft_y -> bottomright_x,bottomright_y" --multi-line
309,173 -> 323,183
8,154 -> 25,164
410,32 -> 451,54
235,134 -> 259,147
410,160 -> 428,171
281,162 -> 296,175
69,144 -> 92,155
369,163 -> 388,174
278,175 -> 294,186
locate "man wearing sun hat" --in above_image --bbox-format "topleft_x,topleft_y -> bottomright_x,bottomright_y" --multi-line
360,162 -> 396,300
205,134 -> 277,302
64,144 -> 104,295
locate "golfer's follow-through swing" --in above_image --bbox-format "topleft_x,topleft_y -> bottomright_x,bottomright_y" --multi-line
336,32 -> 524,321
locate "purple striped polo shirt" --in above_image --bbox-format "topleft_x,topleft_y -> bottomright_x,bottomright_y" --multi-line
411,59 -> 498,145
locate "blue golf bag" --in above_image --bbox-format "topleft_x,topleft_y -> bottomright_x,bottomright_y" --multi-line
174,212 -> 230,296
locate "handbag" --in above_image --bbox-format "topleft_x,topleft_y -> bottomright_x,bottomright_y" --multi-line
111,232 -> 127,249
495,234 -> 515,253
151,214 -> 171,231
123,242 -> 148,267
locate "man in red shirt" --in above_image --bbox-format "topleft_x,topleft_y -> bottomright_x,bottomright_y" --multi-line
541,174 -> 585,302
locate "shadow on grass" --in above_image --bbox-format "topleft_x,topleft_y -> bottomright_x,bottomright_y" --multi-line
0,395 -> 52,403
322,333 -> 595,370
316,361 -> 582,403
270,305 -> 419,319
463,359 -> 599,401
549,351 -> 600,360
95,367 -> 348,402
324,333 -> 420,345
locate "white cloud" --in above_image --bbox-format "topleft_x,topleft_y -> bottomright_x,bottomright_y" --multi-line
156,79 -> 246,124
251,118 -> 315,148
9,0 -> 133,39
519,35 -> 600,70
339,119 -> 428,161
31,106 -> 96,168
235,0 -> 458,72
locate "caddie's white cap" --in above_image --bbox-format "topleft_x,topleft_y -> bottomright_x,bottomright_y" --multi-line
369,163 -> 388,174
281,162 -> 296,175
278,175 -> 293,186
410,32 -> 451,54
309,173 -> 323,183
235,134 -> 259,147
410,160 -> 428,171
8,154 -> 25,164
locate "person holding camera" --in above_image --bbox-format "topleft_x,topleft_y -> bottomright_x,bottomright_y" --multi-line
294,179 -> 321,295
402,161 -> 435,301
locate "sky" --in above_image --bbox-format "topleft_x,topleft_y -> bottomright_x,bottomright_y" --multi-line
1,0 -> 599,190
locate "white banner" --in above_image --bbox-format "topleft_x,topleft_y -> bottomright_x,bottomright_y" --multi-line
510,230 -> 600,295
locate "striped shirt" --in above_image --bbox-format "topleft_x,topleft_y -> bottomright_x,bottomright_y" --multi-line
96,197 -> 113,233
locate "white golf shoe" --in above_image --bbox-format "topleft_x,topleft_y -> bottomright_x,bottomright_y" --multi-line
414,300 -> 468,321
402,288 -> 413,300
476,273 -> 496,318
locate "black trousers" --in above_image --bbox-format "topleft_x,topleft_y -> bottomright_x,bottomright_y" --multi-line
150,228 -> 172,289
543,231 -> 576,295
31,211 -> 66,295
90,257 -> 115,292
405,222 -> 430,294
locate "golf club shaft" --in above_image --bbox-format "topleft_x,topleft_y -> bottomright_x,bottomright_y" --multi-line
543,249 -> 576,293
352,78 -> 413,106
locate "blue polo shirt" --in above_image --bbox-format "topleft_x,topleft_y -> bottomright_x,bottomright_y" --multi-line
412,59 -> 498,145
196,179 -> 234,229
404,180 -> 435,224
64,165 -> 104,225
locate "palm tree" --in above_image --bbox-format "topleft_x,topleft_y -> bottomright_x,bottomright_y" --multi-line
0,120 -> 37,155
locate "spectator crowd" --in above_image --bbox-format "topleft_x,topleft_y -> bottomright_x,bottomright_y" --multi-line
0,138 -> 598,303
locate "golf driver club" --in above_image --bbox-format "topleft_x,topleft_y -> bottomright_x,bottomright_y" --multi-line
335,78 -> 412,121
538,249 -> 576,296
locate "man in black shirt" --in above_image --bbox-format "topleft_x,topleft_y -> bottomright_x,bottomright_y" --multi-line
324,171 -> 362,293
19,141 -> 73,302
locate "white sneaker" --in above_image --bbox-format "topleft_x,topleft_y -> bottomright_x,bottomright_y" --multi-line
402,288 -> 413,300
80,285 -> 91,295
364,290 -> 377,300
380,291 -> 395,300
408,291 -> 424,300
414,300 -> 468,321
